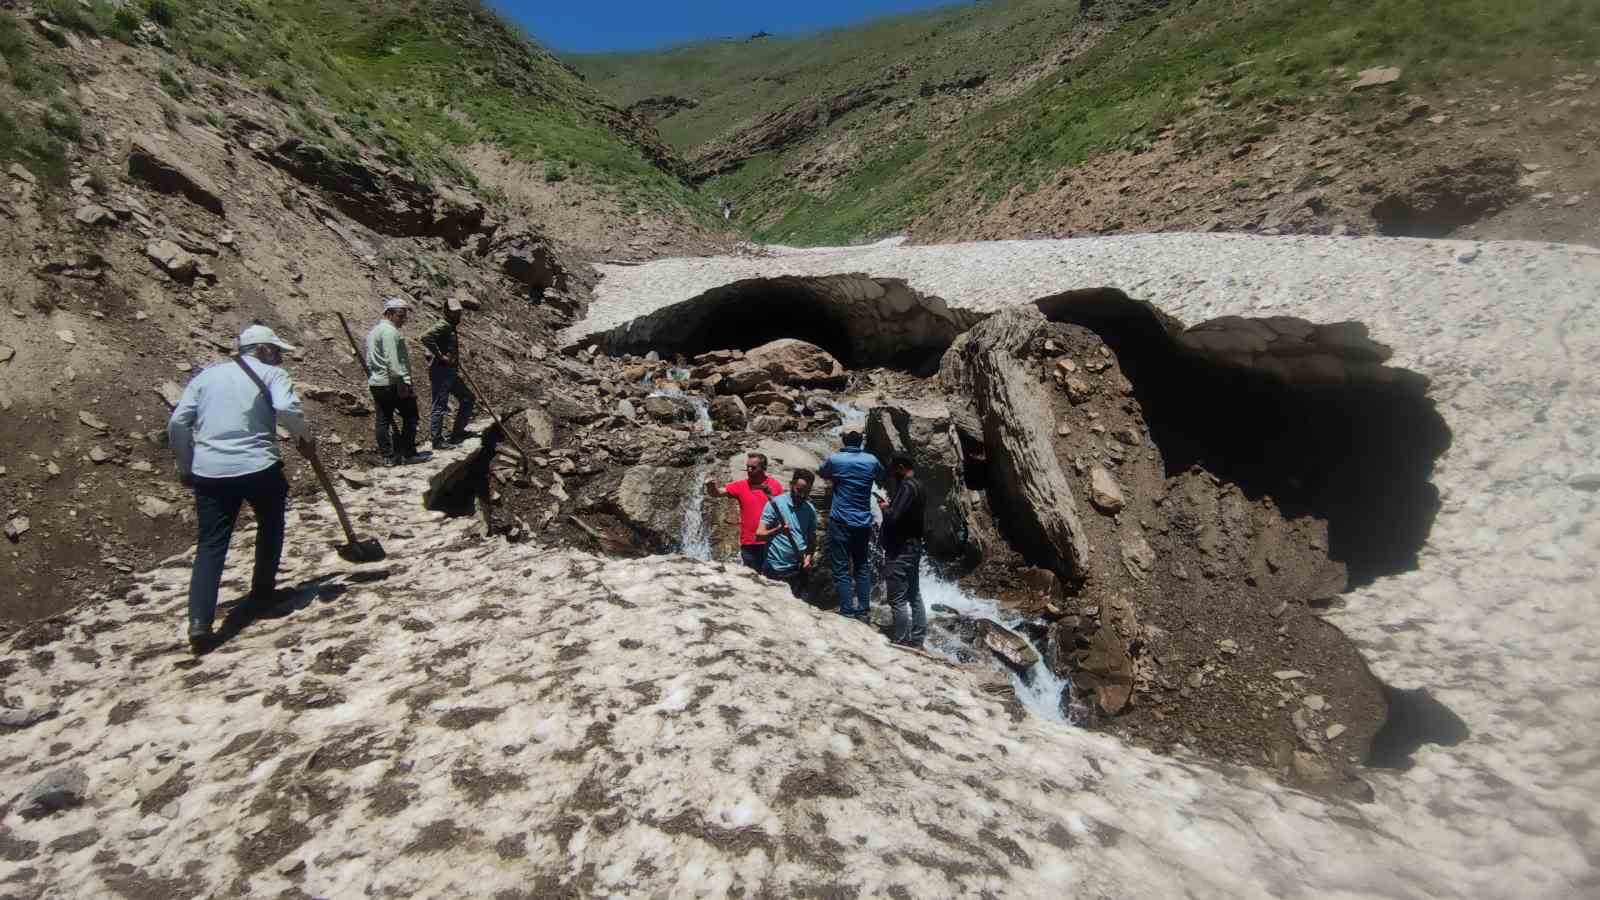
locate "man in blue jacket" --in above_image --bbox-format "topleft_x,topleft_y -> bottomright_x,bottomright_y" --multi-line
818,431 -> 885,621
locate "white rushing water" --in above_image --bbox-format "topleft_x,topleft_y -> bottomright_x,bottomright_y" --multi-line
826,398 -> 868,437
918,565 -> 1075,725
679,457 -> 716,561
645,369 -> 714,434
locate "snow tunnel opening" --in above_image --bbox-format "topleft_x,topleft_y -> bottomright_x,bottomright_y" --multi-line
579,275 -> 980,375
1034,289 -> 1453,590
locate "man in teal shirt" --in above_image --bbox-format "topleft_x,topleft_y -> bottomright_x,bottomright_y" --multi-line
755,469 -> 818,599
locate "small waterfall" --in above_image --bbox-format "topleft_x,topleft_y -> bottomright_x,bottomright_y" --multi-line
679,457 -> 716,561
918,566 -> 1075,724
647,375 -> 714,434
825,399 -> 868,437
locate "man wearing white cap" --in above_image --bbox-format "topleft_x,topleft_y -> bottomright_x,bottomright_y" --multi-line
168,323 -> 314,651
366,297 -> 428,466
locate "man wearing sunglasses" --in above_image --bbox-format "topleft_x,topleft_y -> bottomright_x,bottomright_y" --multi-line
705,452 -> 785,572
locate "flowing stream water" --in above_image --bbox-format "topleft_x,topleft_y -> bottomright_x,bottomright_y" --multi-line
918,566 -> 1077,724
679,457 -> 716,561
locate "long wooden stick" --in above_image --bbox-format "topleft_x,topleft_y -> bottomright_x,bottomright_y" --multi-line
335,313 -> 371,379
454,341 -> 531,480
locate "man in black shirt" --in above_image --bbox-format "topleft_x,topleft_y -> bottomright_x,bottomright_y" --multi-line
879,453 -> 926,647
420,297 -> 476,449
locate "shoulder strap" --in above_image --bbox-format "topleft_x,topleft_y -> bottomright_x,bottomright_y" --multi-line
771,494 -> 804,552
234,355 -> 277,430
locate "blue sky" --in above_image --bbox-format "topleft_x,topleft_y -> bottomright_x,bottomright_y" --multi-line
494,0 -> 970,54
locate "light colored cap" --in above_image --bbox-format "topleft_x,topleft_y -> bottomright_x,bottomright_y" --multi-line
383,297 -> 411,311
237,324 -> 295,352
446,297 -> 464,313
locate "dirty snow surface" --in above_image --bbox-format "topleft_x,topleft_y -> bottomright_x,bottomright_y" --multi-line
4,235 -> 1599,897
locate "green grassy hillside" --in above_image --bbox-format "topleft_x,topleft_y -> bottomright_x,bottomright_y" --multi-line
573,0 -> 1600,245
573,0 -> 1078,151
2,0 -> 696,211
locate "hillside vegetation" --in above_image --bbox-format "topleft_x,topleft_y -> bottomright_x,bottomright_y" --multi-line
573,0 -> 1600,245
1,0 -> 697,213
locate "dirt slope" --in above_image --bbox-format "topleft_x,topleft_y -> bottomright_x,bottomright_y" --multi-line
0,1 -> 729,624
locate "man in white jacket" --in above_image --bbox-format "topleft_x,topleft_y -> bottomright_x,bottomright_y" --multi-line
168,324 -> 314,650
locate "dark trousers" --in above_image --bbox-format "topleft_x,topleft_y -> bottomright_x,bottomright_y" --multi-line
740,544 -> 768,573
828,522 -> 875,618
371,384 -> 419,462
428,360 -> 475,443
188,464 -> 288,627
763,564 -> 809,599
887,540 -> 925,646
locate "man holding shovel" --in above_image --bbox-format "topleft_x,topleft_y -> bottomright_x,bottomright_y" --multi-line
419,297 -> 476,450
169,324 -> 315,652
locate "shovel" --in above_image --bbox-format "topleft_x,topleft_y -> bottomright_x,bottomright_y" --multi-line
299,443 -> 386,562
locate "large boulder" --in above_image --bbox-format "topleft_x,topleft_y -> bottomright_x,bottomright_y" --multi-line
865,401 -> 971,561
127,135 -> 225,217
941,307 -> 1091,579
486,229 -> 567,294
743,338 -> 847,387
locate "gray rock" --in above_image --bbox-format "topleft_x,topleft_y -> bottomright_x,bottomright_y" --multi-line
616,398 -> 637,419
74,204 -> 117,227
145,240 -> 204,283
519,406 -> 557,447
79,411 -> 109,432
137,496 -> 175,519
642,394 -> 695,423
709,395 -> 748,430
156,382 -> 184,409
128,135 -> 226,216
5,516 -> 30,541
749,415 -> 792,434
22,766 -> 88,819
1121,530 -> 1156,580
981,620 -> 1041,672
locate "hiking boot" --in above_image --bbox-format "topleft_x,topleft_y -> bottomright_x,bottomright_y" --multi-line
187,620 -> 215,653
401,452 -> 434,465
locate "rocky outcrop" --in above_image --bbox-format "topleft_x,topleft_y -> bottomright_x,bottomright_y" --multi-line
688,86 -> 885,184
943,307 -> 1091,579
1370,155 -> 1524,238
483,229 -> 567,294
626,94 -> 700,124
262,139 -> 486,245
127,134 -> 225,217
864,402 -> 972,561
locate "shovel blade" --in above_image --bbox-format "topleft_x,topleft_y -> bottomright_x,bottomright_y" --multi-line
338,537 -> 387,563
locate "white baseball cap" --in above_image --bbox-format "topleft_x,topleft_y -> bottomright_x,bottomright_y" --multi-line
383,297 -> 411,311
237,324 -> 296,352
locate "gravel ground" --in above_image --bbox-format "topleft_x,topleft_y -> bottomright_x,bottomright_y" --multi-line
570,232 -> 1600,896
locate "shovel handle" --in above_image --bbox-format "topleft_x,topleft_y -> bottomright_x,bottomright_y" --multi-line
336,312 -> 371,379
301,445 -> 361,546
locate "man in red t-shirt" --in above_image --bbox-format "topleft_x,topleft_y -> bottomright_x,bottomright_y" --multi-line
705,452 -> 785,572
